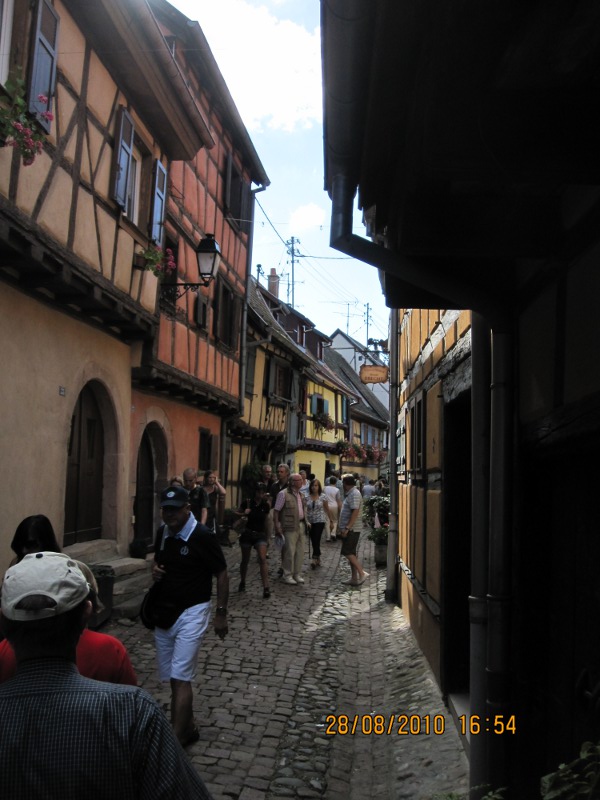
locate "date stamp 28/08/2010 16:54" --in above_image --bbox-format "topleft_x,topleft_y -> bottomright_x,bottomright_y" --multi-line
324,714 -> 517,736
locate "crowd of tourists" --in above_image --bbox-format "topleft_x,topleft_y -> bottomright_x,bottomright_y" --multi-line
0,463 -> 387,798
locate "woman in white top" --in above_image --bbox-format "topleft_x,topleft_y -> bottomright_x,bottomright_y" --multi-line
306,479 -> 333,568
323,476 -> 342,541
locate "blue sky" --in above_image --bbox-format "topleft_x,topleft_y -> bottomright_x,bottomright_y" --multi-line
169,0 -> 390,346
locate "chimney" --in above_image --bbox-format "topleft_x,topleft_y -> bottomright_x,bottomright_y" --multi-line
268,268 -> 280,298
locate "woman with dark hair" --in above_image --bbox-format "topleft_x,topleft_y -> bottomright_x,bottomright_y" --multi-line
306,479 -> 333,569
10,515 -> 61,565
237,483 -> 271,598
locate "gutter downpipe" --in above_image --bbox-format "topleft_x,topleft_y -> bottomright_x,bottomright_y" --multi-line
329,172 -> 514,793
385,306 -> 399,604
469,312 -> 491,797
486,320 -> 513,793
239,184 -> 267,421
226,183 -> 267,494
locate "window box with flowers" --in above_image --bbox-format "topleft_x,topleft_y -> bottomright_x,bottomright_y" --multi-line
133,245 -> 177,279
313,411 -> 335,432
0,76 -> 53,166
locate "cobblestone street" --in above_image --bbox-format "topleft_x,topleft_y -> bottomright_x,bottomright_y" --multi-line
105,533 -> 469,799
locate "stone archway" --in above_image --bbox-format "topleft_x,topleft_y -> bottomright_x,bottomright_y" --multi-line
64,380 -> 118,547
131,421 -> 168,555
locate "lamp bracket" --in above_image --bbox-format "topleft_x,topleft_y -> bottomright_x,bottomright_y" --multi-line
159,282 -> 210,300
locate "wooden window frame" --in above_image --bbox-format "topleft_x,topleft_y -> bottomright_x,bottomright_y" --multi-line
225,152 -> 251,235
0,0 -> 15,86
408,391 -> 425,480
28,0 -> 59,132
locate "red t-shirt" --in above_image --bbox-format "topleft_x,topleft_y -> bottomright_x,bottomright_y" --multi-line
0,628 -> 137,686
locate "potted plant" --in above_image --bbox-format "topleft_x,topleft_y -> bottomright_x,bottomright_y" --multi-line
367,523 -> 389,566
134,245 -> 177,278
363,495 -> 390,566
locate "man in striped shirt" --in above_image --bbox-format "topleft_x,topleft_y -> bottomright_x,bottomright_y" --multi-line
0,551 -> 212,799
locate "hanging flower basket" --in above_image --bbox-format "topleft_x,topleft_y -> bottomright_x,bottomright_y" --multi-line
0,76 -> 53,167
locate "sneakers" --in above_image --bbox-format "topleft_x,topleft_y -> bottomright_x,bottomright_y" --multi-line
263,587 -> 271,599
282,575 -> 297,585
355,571 -> 369,585
293,574 -> 305,584
277,567 -> 284,577
238,580 -> 246,592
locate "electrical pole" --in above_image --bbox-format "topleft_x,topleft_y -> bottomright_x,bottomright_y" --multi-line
286,237 -> 300,307
365,302 -> 371,345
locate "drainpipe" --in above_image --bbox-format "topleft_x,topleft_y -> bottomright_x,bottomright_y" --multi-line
486,322 -> 513,792
385,306 -> 399,603
469,312 -> 491,797
239,184 -> 267,419
329,174 -> 495,315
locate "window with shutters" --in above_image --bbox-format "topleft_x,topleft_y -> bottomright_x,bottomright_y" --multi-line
245,348 -> 256,395
212,278 -> 240,351
397,408 -> 406,479
28,0 -> 59,132
224,152 -> 251,235
111,106 -> 166,243
0,0 -> 14,86
262,357 -> 290,405
407,391 -> 425,480
310,394 -> 328,416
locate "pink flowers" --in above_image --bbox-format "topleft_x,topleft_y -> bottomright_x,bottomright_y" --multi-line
0,78 -> 53,166
37,95 -> 54,122
141,245 -> 177,278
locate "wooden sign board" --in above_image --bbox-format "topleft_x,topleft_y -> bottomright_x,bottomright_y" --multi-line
359,364 -> 389,384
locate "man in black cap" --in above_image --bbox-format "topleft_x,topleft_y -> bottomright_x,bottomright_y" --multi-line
0,551 -> 213,798
153,485 -> 229,747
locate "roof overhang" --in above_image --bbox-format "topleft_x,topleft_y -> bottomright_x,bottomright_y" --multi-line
321,0 -> 600,314
62,0 -> 214,159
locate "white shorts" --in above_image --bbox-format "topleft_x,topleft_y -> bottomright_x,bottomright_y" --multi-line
154,602 -> 211,682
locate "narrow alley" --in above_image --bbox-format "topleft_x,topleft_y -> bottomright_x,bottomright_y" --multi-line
106,534 -> 469,800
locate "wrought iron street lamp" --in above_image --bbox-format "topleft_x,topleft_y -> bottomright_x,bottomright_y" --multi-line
160,234 -> 221,301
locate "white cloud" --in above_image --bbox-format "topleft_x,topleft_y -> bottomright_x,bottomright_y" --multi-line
289,203 -> 326,233
170,0 -> 321,133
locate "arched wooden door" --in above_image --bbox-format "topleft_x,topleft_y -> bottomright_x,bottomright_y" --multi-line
132,422 -> 168,555
64,384 -> 104,546
133,428 -> 155,551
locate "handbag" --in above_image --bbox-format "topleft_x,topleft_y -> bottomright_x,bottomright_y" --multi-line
140,583 -> 159,630
139,524 -> 182,630
139,583 -> 182,630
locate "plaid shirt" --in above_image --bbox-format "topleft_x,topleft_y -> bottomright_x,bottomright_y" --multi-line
0,659 -> 213,799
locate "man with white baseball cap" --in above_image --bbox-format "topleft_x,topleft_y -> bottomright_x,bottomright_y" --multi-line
0,551 -> 213,799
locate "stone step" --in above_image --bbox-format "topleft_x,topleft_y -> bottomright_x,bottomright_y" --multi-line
63,542 -> 152,622
64,539 -> 119,563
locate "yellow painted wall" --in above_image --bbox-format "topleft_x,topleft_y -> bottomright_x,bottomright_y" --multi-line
395,308 -> 472,685
305,379 -> 338,444
0,285 -> 132,568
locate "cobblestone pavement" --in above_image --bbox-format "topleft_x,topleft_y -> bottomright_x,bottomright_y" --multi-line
105,532 -> 469,800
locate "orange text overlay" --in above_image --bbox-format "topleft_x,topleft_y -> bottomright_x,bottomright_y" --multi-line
324,714 -> 447,736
